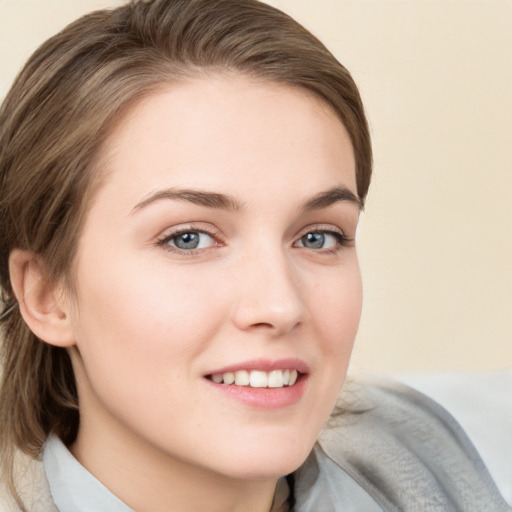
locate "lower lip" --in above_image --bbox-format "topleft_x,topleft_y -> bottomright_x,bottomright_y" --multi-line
205,374 -> 308,409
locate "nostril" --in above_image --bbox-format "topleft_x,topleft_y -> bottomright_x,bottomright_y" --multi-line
252,322 -> 274,329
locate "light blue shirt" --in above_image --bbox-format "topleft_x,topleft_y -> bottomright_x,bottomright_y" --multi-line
42,435 -> 134,512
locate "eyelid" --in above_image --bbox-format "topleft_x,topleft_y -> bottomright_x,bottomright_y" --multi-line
295,223 -> 347,240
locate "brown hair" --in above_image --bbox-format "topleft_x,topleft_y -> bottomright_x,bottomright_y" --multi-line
0,0 -> 372,503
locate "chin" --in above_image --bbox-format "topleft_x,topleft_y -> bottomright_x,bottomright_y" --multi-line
204,411 -> 329,481
213,438 -> 315,481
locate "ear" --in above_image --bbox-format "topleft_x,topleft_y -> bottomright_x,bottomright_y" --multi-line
9,249 -> 75,347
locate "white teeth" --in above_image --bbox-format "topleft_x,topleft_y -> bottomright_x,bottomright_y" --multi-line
234,370 -> 250,386
223,372 -> 235,385
268,370 -> 283,388
210,369 -> 301,388
249,370 -> 268,388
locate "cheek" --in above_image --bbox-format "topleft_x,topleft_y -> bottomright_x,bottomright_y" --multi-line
310,262 -> 363,355
305,260 -> 362,415
70,254 -> 226,392
68,258 -> 231,449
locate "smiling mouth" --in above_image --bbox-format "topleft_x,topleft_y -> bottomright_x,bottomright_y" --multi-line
207,369 -> 301,389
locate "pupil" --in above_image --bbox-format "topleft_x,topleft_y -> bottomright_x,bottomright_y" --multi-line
176,232 -> 199,249
303,232 -> 324,249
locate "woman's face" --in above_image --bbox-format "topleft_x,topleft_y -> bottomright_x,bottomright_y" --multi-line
67,75 -> 362,482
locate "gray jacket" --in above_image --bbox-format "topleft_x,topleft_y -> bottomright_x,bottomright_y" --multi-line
1,377 -> 509,511
293,377 -> 510,511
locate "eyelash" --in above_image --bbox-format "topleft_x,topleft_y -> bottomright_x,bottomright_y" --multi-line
156,225 -> 353,256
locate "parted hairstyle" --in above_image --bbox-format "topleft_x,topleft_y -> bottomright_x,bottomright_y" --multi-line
0,0 -> 372,496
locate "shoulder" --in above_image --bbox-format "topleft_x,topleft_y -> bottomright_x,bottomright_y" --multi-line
311,376 -> 510,512
0,449 -> 57,512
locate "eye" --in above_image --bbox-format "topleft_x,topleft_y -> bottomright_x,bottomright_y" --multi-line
295,230 -> 350,250
159,230 -> 217,251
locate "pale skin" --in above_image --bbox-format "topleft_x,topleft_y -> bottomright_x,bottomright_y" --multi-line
10,75 -> 363,512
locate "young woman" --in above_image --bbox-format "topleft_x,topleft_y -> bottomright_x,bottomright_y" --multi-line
0,1 -> 508,511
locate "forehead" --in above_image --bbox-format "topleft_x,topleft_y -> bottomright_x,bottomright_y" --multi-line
96,75 -> 356,206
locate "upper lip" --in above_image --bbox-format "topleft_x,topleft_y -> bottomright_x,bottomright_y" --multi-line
206,358 -> 310,376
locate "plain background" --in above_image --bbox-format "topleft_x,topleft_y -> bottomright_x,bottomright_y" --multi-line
1,0 -> 511,373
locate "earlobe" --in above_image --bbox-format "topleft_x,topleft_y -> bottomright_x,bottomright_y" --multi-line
8,249 -> 75,347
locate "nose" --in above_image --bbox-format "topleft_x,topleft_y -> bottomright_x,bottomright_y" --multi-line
230,248 -> 309,336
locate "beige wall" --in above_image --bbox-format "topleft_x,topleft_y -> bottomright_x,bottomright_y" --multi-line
1,0 -> 510,372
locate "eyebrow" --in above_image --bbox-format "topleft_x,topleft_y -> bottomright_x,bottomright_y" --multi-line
299,186 -> 362,212
131,185 -> 362,215
131,189 -> 243,213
